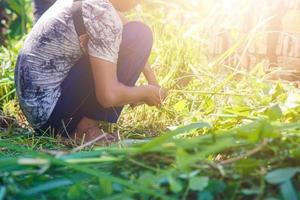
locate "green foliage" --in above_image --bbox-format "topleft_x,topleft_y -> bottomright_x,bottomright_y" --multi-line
3,0 -> 32,40
0,120 -> 300,199
0,41 -> 21,108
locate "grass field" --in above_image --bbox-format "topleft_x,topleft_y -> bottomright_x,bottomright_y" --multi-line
0,0 -> 300,199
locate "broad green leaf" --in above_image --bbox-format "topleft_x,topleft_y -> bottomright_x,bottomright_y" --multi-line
190,176 -> 209,191
168,176 -> 183,193
241,188 -> 260,195
0,186 -> 6,200
270,83 -> 285,100
179,170 -> 200,179
206,179 -> 226,194
234,159 -> 262,175
102,194 -> 134,200
277,122 -> 300,131
112,183 -> 123,192
264,104 -> 283,121
261,120 -> 279,139
198,190 -> 214,200
236,119 -> 278,141
23,178 -> 73,196
67,184 -> 84,200
100,179 -> 113,196
176,148 -> 190,170
280,180 -> 298,200
173,100 -> 187,112
236,120 -> 262,141
265,167 -> 299,184
138,172 -> 158,189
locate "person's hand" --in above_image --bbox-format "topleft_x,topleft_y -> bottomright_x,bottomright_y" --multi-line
143,85 -> 168,107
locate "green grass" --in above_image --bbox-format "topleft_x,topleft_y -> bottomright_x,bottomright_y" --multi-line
1,0 -> 300,199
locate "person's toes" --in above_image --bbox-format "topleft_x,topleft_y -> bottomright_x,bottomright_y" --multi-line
85,127 -> 119,144
72,126 -> 119,145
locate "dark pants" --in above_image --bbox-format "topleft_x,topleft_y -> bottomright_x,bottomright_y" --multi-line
33,0 -> 153,136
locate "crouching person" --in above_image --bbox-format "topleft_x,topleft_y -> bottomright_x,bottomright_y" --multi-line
14,0 -> 167,143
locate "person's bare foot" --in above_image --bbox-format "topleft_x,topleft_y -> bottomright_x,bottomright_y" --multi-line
72,126 -> 118,144
71,116 -> 119,144
76,116 -> 99,131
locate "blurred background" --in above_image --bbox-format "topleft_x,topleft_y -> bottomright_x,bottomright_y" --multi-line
1,0 -> 300,76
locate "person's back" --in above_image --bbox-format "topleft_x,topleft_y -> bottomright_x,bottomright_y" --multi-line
15,0 -> 122,128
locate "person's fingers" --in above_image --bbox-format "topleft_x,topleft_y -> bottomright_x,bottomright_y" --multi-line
158,88 -> 168,103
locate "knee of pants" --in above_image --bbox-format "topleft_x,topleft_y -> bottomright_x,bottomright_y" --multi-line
122,21 -> 154,56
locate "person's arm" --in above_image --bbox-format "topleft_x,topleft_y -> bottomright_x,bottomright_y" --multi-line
89,56 -> 163,108
143,63 -> 159,86
85,5 -> 165,108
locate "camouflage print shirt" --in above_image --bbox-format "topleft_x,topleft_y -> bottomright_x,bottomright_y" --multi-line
14,0 -> 123,128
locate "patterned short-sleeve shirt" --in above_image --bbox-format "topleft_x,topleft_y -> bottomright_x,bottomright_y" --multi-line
14,0 -> 123,128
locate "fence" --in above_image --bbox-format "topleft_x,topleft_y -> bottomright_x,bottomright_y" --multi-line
208,0 -> 300,80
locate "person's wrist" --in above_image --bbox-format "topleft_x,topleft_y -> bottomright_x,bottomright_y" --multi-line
152,83 -> 160,87
140,85 -> 151,102
148,80 -> 159,87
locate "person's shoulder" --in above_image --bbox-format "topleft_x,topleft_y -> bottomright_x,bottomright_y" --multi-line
83,0 -> 119,18
83,0 -> 114,8
82,0 -> 122,27
82,0 -> 123,64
